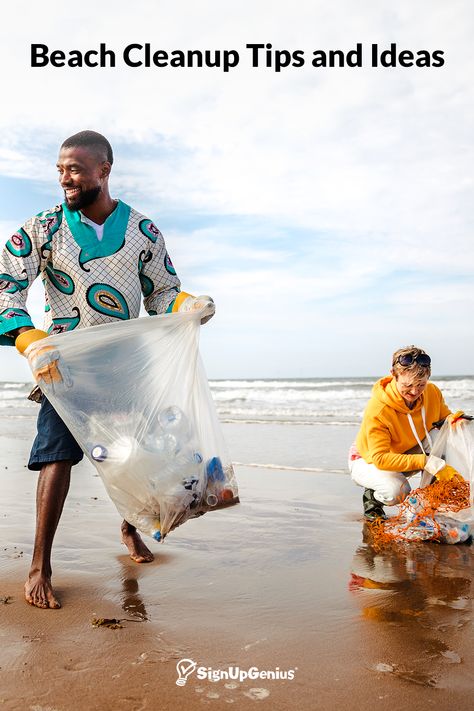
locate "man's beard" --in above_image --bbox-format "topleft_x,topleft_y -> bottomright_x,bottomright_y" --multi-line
65,185 -> 101,211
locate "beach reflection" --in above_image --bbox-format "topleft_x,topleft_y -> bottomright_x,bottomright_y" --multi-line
351,525 -> 472,620
120,570 -> 149,621
349,526 -> 472,685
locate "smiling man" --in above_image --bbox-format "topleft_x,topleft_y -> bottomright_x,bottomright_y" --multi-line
0,130 -> 214,608
60,140 -> 109,211
349,346 -> 461,521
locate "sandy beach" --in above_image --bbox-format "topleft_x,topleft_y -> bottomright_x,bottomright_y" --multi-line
1,413 -> 473,710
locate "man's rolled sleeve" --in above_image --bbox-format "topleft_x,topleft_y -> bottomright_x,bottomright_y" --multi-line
0,218 -> 45,344
139,228 -> 181,315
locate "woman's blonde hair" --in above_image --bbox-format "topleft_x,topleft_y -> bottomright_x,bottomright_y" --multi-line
391,345 -> 431,379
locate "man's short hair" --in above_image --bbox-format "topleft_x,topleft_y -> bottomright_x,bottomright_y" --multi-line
61,130 -> 114,165
391,345 -> 431,379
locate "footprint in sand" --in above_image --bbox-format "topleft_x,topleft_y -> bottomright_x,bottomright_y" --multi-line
63,660 -> 91,672
373,663 -> 394,673
370,662 -> 437,687
440,650 -> 462,663
243,688 -> 270,701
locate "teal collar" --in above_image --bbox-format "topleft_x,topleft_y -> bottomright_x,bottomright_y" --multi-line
63,199 -> 131,269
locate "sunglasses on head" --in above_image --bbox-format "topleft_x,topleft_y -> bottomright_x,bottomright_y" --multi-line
396,353 -> 431,367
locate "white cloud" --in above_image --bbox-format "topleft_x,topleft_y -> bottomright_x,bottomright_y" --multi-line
0,0 -> 472,377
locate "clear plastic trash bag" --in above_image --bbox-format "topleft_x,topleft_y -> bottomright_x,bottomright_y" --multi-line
27,310 -> 239,541
401,419 -> 474,544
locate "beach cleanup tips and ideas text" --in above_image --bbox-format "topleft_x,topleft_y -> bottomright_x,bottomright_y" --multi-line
30,43 -> 445,72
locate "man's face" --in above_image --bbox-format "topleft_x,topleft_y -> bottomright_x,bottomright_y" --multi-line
395,372 -> 429,406
57,146 -> 109,211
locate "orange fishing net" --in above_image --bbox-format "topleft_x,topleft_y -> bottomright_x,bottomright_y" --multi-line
368,479 -> 471,549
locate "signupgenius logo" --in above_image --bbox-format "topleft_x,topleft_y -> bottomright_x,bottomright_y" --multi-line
176,659 -> 198,686
175,659 -> 296,686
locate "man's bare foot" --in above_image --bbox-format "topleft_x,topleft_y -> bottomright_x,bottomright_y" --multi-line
121,522 -> 154,563
24,572 -> 61,609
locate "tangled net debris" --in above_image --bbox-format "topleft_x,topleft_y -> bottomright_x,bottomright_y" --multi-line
369,479 -> 471,549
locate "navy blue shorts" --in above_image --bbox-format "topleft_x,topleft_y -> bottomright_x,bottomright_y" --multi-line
28,396 -> 84,471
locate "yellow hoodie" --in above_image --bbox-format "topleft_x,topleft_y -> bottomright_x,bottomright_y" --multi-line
355,376 -> 451,472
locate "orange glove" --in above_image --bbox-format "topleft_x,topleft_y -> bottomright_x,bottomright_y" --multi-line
15,329 -> 64,385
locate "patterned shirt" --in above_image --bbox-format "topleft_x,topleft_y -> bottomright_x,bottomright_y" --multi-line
0,200 -> 181,345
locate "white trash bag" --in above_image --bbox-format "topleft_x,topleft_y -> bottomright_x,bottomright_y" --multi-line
400,419 -> 474,544
26,310 -> 239,541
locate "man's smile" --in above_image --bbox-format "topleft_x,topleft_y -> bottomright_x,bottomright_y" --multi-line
65,187 -> 81,197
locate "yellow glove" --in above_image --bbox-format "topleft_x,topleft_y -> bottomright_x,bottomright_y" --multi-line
171,291 -> 215,324
448,410 -> 465,426
435,464 -> 464,483
15,329 -> 48,354
15,329 -> 63,385
425,455 -> 464,482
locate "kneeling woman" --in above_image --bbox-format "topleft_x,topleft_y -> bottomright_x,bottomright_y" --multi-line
350,346 -> 459,521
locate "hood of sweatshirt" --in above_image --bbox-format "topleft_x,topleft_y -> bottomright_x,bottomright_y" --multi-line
371,375 -> 425,415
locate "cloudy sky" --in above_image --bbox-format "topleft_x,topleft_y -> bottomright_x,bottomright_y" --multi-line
0,0 -> 472,380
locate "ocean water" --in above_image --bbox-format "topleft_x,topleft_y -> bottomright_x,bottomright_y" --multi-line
208,376 -> 474,425
1,376 -> 473,424
2,376 -> 473,474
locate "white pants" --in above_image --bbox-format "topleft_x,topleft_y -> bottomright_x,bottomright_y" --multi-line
349,431 -> 440,506
350,458 -> 413,505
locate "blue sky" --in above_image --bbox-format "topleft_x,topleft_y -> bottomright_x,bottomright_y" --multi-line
0,0 -> 473,380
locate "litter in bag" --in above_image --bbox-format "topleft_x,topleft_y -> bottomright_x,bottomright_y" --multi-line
26,310 -> 239,541
369,419 -> 474,546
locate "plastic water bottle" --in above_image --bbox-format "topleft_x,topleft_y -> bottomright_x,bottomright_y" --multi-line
159,406 -> 191,442
171,448 -> 203,479
405,494 -> 424,523
142,432 -> 172,463
90,444 -> 108,462
132,514 -> 162,542
437,516 -> 471,544
219,488 -> 235,503
203,456 -> 236,506
162,433 -> 180,456
403,518 -> 437,541
204,456 -> 220,505
164,483 -> 196,511
207,456 -> 225,481
447,528 -> 462,544
418,518 -> 436,534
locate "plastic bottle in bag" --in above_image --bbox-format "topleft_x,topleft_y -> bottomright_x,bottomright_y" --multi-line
437,516 -> 470,544
133,514 -> 162,541
402,518 -> 437,541
23,310 -> 240,541
203,456 -> 235,506
159,406 -> 191,442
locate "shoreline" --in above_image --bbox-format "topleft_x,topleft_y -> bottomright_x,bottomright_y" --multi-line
0,421 -> 473,710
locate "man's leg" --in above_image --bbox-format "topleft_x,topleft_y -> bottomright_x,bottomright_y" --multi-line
27,396 -> 84,608
121,520 -> 154,563
25,460 -> 72,609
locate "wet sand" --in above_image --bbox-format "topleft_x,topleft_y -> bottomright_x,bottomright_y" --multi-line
0,419 -> 473,710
